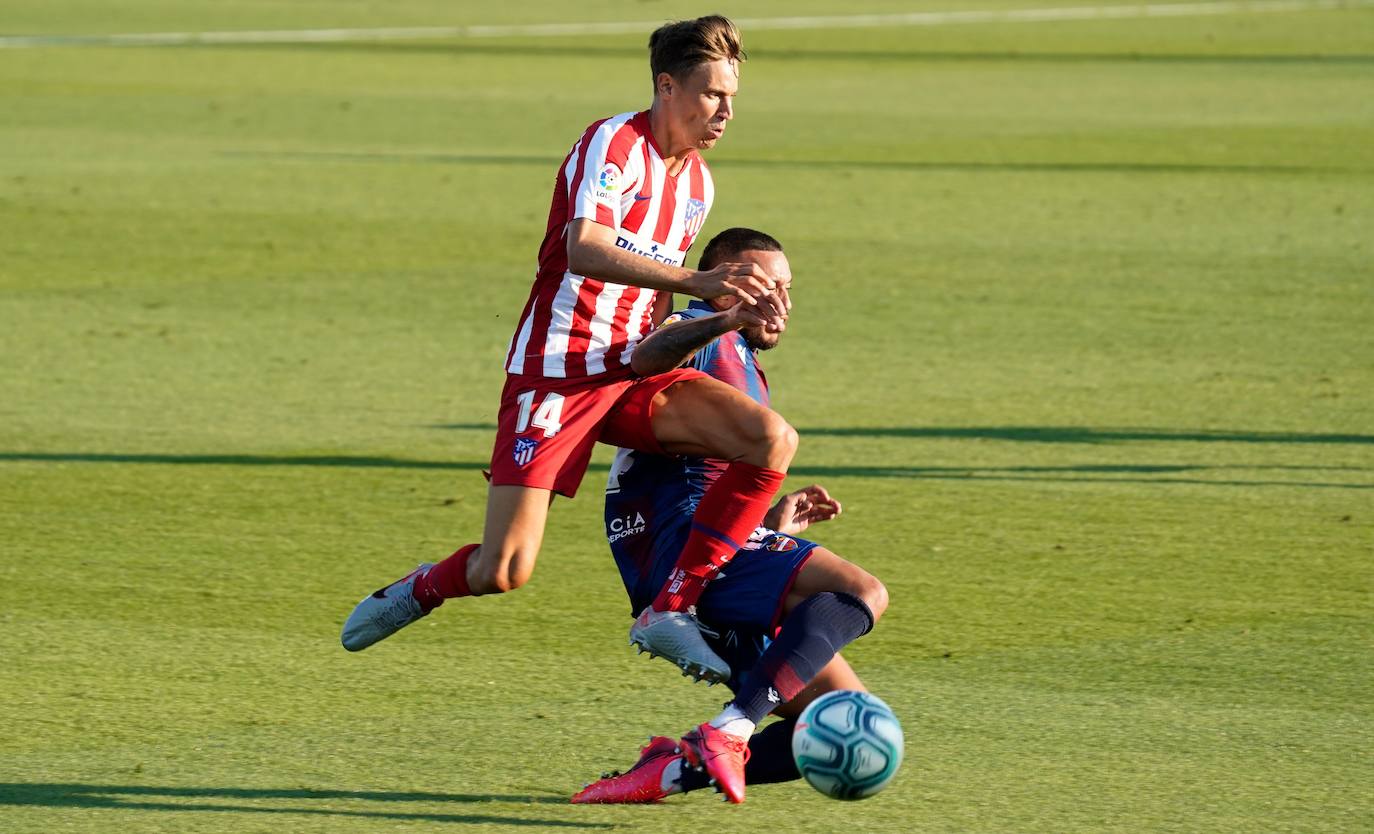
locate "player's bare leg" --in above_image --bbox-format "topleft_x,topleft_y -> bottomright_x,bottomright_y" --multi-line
650,376 -> 797,469
340,485 -> 552,650
783,546 -> 889,627
680,547 -> 883,801
578,655 -> 869,803
577,552 -> 884,802
628,377 -> 798,682
464,485 -> 554,594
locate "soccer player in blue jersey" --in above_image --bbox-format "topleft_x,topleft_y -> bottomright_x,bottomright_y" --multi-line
572,228 -> 889,805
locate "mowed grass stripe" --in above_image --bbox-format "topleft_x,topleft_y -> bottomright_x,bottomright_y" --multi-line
4,0 -> 1374,48
1,3 -> 1371,832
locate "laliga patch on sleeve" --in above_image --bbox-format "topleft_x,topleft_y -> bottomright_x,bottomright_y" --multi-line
594,162 -> 621,200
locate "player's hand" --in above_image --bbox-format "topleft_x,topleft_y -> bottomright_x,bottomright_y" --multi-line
721,299 -> 772,330
686,262 -> 789,332
763,485 -> 841,537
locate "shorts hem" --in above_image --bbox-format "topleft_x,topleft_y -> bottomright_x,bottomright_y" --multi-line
767,546 -> 817,635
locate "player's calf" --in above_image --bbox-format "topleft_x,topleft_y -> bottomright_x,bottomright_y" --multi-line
464,483 -> 551,595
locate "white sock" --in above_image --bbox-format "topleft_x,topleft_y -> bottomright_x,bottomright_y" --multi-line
659,757 -> 686,794
708,704 -> 756,740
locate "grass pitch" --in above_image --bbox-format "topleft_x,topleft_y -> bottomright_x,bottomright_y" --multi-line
2,2 -> 1372,832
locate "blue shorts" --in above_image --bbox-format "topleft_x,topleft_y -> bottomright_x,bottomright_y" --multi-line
628,529 -> 820,693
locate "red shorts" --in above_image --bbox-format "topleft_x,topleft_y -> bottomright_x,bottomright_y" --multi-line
489,367 -> 708,498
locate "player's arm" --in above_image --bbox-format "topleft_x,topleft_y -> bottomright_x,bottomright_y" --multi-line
567,220 -> 788,326
630,304 -> 768,376
650,290 -> 675,327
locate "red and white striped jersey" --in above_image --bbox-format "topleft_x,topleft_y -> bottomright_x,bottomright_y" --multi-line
504,110 -> 715,379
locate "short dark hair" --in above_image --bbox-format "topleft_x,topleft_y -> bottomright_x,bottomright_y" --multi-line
697,227 -> 783,270
649,15 -> 745,84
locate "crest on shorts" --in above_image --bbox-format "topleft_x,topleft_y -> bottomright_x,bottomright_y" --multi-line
512,437 -> 539,468
766,535 -> 799,552
682,198 -> 707,245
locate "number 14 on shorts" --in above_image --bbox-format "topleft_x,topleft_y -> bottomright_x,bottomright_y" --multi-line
515,390 -> 565,438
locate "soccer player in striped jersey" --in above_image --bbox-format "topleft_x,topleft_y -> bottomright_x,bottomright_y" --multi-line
342,17 -> 798,684
573,229 -> 888,805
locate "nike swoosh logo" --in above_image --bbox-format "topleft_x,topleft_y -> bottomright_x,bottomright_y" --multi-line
633,194 -> 651,201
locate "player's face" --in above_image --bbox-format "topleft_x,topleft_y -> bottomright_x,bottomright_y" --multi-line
739,249 -> 790,351
662,58 -> 738,151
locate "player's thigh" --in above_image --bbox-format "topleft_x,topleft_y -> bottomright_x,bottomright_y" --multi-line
492,372 -> 629,498
650,376 -> 795,462
771,654 -> 866,720
470,484 -> 555,594
785,546 -> 888,624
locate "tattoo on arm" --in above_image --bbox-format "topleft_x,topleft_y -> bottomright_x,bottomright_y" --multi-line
633,313 -> 734,375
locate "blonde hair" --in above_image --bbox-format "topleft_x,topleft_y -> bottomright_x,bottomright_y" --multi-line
649,15 -> 745,84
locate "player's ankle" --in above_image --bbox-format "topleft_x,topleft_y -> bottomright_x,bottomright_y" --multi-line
660,757 -> 689,795
650,568 -> 707,612
412,579 -> 444,613
709,705 -> 756,740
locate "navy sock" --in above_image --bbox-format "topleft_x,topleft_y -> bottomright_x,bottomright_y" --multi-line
678,718 -> 800,792
743,718 -> 800,784
733,592 -> 874,725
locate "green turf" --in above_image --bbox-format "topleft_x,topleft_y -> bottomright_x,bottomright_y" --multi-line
2,2 -> 1372,832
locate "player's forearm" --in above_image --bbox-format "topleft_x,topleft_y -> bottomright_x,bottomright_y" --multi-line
567,236 -> 695,293
630,312 -> 736,376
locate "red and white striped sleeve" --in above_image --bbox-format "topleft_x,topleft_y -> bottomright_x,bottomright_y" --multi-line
567,112 -> 643,231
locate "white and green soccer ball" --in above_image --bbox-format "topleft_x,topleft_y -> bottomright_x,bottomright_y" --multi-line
791,689 -> 903,800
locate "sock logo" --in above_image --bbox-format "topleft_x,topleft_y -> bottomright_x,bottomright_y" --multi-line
767,687 -> 781,704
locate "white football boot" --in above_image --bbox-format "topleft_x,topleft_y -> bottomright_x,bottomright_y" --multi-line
629,606 -> 731,684
341,563 -> 434,651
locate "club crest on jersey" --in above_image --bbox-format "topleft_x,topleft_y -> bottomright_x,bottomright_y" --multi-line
512,437 -> 539,468
682,198 -> 708,244
766,535 -> 799,552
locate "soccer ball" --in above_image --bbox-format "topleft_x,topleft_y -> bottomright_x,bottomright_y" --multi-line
791,690 -> 903,800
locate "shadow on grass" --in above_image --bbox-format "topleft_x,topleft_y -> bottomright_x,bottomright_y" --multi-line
426,424 -> 1374,446
0,452 -> 487,470
788,463 -> 1374,489
800,426 -> 1374,445
0,783 -> 595,827
1,452 -> 1369,489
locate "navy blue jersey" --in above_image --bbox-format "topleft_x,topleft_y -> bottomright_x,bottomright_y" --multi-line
604,301 -> 771,607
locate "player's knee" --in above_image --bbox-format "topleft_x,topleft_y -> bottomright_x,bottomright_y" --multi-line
843,573 -> 888,626
759,412 -> 798,462
492,565 -> 532,594
862,577 -> 889,625
469,551 -> 535,595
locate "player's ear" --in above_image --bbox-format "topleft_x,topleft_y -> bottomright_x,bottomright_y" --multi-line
655,71 -> 675,100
